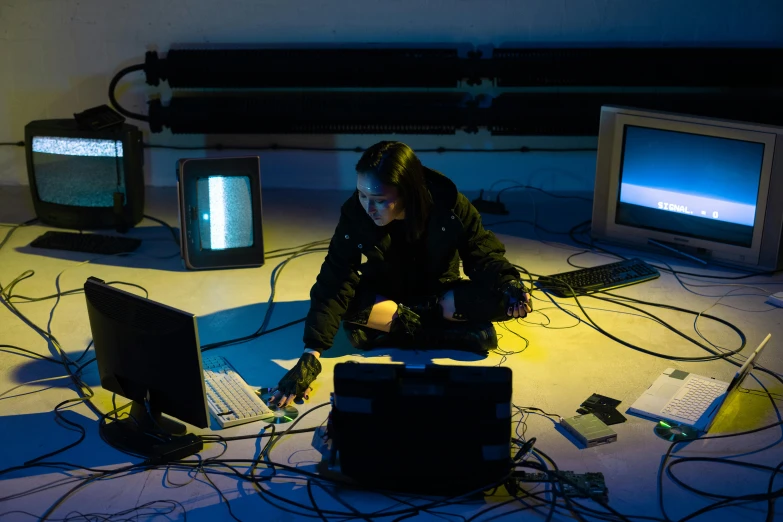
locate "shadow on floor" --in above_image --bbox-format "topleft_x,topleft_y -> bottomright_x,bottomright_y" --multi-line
14,224 -> 185,272
2,298 -> 492,482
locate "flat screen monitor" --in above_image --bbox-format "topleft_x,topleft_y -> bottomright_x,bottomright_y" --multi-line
177,156 -> 264,270
84,277 -> 209,457
25,120 -> 144,231
592,106 -> 783,271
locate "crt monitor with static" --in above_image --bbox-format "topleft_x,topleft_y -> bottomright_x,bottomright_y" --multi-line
25,119 -> 144,232
592,106 -> 783,271
176,156 -> 264,270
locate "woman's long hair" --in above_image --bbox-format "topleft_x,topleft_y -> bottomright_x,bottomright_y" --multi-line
355,141 -> 433,242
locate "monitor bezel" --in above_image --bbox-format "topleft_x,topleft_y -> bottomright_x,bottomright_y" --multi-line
593,106 -> 783,271
24,119 -> 145,230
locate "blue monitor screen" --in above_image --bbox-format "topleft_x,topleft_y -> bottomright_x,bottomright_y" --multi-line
616,125 -> 764,247
196,176 -> 254,251
31,136 -> 126,207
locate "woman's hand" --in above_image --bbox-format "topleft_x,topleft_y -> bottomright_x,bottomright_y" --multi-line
501,280 -> 533,319
507,291 -> 532,318
267,350 -> 321,408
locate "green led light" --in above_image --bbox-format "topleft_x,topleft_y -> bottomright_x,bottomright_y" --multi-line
659,421 -> 672,429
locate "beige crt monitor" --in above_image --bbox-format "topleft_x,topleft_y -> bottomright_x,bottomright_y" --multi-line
592,106 -> 783,272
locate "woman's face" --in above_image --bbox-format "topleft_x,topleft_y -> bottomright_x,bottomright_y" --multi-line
356,172 -> 405,226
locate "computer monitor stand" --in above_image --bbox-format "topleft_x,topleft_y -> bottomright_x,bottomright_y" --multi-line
102,400 -> 187,457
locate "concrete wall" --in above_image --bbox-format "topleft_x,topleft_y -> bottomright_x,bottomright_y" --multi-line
2,0 -> 781,192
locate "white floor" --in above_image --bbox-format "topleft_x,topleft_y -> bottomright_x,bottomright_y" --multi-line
1,185 -> 782,522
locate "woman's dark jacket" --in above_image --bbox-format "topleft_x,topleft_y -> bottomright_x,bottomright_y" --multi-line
303,168 -> 520,351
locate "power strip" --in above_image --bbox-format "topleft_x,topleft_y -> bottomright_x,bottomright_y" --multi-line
472,197 -> 508,214
471,190 -> 509,215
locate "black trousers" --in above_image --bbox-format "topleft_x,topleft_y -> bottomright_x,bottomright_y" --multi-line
342,278 -> 513,326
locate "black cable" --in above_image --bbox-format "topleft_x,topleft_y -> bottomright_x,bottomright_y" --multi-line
107,63 -> 149,122
0,270 -> 152,469
37,463 -> 150,521
201,247 -> 325,351
142,214 -> 180,246
201,427 -> 317,443
566,498 -> 667,522
0,217 -> 431,518
597,291 -> 782,380
530,271 -> 749,363
531,449 -> 589,522
200,318 -> 307,352
262,403 -> 330,464
666,457 -> 783,502
673,471 -> 782,522
6,441 -> 641,522
656,366 -> 783,522
5,138 -> 596,155
0,344 -> 62,364
198,463 -> 244,522
4,275 -> 148,304
495,183 -> 593,202
306,479 -> 329,522
3,193 -> 779,521
144,142 -> 597,154
568,221 -> 783,280
483,219 -> 575,236
379,490 -> 466,522
265,239 -> 329,255
0,218 -> 37,252
0,230 -> 334,477
588,292 -> 747,362
657,419 -> 783,521
0,500 -> 187,522
0,141 -> 24,146
767,460 -> 783,522
533,236 -> 783,375
192,456 -> 510,519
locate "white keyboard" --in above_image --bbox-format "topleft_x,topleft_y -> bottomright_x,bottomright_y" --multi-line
202,356 -> 273,429
661,377 -> 727,423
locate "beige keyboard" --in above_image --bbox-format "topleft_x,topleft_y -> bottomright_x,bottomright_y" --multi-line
202,356 -> 273,428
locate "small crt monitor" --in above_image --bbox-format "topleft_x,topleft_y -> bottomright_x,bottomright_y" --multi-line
592,106 -> 783,271
25,119 -> 144,231
177,156 -> 264,270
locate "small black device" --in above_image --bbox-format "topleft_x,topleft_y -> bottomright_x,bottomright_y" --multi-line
31,231 -> 141,255
73,105 -> 126,131
146,433 -> 204,464
471,190 -> 509,215
25,119 -> 144,232
84,277 -> 210,457
329,362 -> 513,495
176,156 -> 264,270
535,257 -> 660,297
